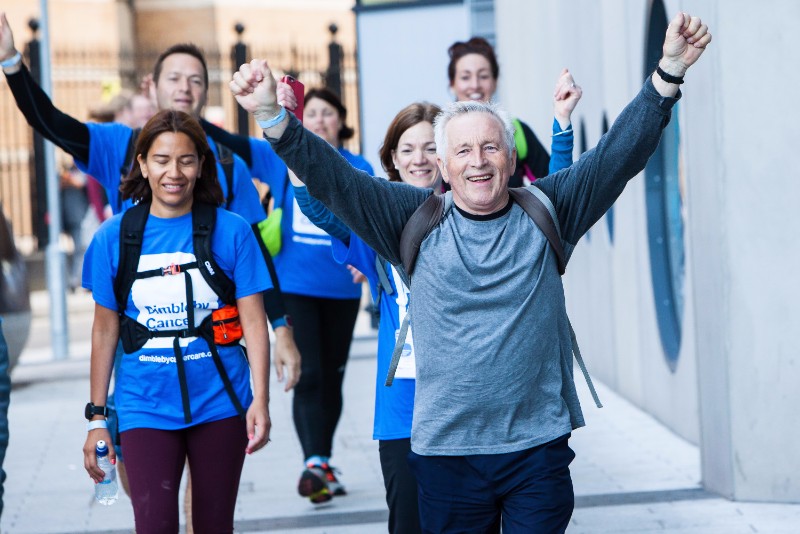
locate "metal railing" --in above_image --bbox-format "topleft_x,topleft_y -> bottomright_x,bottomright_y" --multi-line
0,27 -> 360,248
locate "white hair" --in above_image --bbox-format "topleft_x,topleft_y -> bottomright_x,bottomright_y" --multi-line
433,100 -> 515,164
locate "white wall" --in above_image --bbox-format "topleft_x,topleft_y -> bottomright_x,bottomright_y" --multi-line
356,3 -> 470,172
687,0 -> 800,502
496,0 -> 700,443
496,0 -> 800,502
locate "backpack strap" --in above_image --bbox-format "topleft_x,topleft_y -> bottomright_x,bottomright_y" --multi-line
399,192 -> 448,278
569,319 -> 602,408
191,203 -> 237,305
122,127 -> 141,177
387,192 -> 451,385
117,127 -> 143,213
368,253 -> 396,328
508,187 -> 566,275
114,202 -> 150,312
386,187 -> 602,407
385,311 -> 411,387
512,186 -> 601,407
191,201 -> 247,421
214,141 -> 236,209
374,254 -> 395,298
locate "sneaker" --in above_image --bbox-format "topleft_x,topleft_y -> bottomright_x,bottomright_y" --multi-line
298,465 -> 333,504
320,463 -> 347,496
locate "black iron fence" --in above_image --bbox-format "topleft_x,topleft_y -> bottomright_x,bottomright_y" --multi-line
0,27 -> 360,249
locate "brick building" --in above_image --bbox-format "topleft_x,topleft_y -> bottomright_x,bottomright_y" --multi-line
1,0 -> 359,247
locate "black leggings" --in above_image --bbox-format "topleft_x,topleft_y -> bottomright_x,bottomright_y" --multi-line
284,293 -> 360,460
379,438 -> 421,534
121,416 -> 247,533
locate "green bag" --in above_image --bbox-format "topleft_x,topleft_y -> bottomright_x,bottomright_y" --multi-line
258,170 -> 290,256
258,208 -> 283,257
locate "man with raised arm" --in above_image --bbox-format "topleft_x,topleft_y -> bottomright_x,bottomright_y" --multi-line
277,12 -> 709,533
0,13 -> 300,388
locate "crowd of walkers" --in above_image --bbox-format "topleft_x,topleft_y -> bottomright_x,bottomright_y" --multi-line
0,8 -> 710,534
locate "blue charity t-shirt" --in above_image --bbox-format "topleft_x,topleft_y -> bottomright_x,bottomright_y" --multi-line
75,121 -> 266,224
331,233 -> 416,440
82,207 -> 270,431
249,138 -> 373,298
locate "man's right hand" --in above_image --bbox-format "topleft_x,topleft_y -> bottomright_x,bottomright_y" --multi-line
0,12 -> 18,64
230,59 -> 280,122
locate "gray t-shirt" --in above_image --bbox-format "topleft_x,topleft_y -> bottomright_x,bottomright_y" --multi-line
270,77 -> 679,455
410,201 -> 580,454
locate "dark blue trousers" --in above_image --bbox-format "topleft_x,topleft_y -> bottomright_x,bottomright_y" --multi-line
407,434 -> 574,534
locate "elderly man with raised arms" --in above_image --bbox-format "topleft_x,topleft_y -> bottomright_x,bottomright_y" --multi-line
231,12 -> 711,534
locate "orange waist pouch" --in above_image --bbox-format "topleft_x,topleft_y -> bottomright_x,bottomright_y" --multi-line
211,305 -> 243,346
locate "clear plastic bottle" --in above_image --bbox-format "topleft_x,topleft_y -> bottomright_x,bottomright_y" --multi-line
94,439 -> 119,505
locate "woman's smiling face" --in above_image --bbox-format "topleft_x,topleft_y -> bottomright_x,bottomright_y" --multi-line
304,97 -> 342,147
137,131 -> 203,217
450,53 -> 497,103
392,121 -> 440,190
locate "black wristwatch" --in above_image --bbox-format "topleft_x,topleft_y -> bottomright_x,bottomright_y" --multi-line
85,402 -> 109,421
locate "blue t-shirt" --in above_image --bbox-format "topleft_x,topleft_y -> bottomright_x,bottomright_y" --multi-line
75,122 -> 266,224
83,207 -> 270,431
332,235 -> 415,439
250,139 -> 373,298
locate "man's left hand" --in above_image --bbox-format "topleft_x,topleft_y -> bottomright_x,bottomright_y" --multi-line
273,326 -> 301,392
661,12 -> 712,76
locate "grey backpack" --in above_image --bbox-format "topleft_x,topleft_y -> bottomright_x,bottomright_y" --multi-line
384,185 -> 602,408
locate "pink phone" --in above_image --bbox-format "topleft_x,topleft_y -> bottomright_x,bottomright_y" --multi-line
281,75 -> 304,123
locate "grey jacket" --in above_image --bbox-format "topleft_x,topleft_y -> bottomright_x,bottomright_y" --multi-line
269,77 -> 679,455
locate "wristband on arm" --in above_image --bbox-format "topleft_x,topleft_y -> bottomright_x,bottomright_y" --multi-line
0,51 -> 22,69
656,65 -> 684,85
87,420 -> 108,432
256,107 -> 287,130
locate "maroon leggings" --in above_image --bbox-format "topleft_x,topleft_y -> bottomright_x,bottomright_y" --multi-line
121,416 -> 247,533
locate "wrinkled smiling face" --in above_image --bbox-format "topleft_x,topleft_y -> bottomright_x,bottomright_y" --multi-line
438,112 -> 515,216
153,53 -> 207,117
392,121 -> 441,190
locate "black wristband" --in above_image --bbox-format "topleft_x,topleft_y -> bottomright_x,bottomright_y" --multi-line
656,65 -> 685,85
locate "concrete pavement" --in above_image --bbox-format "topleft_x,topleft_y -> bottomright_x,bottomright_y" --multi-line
2,289 -> 800,533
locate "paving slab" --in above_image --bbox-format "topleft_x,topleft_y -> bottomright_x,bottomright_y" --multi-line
3,290 -> 800,533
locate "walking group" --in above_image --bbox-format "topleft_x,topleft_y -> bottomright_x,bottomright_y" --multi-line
0,9 -> 710,534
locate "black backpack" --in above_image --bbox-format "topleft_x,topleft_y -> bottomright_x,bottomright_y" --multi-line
122,127 -> 288,316
113,201 -> 245,423
383,186 -> 602,408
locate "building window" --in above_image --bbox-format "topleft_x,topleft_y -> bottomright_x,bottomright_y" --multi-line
644,0 -> 685,371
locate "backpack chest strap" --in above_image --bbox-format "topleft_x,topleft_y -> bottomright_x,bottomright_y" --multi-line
133,261 -> 199,280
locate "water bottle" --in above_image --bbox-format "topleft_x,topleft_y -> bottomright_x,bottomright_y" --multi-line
94,440 -> 119,505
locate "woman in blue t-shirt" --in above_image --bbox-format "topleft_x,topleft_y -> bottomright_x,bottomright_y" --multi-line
81,110 -> 271,532
278,88 -> 373,504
